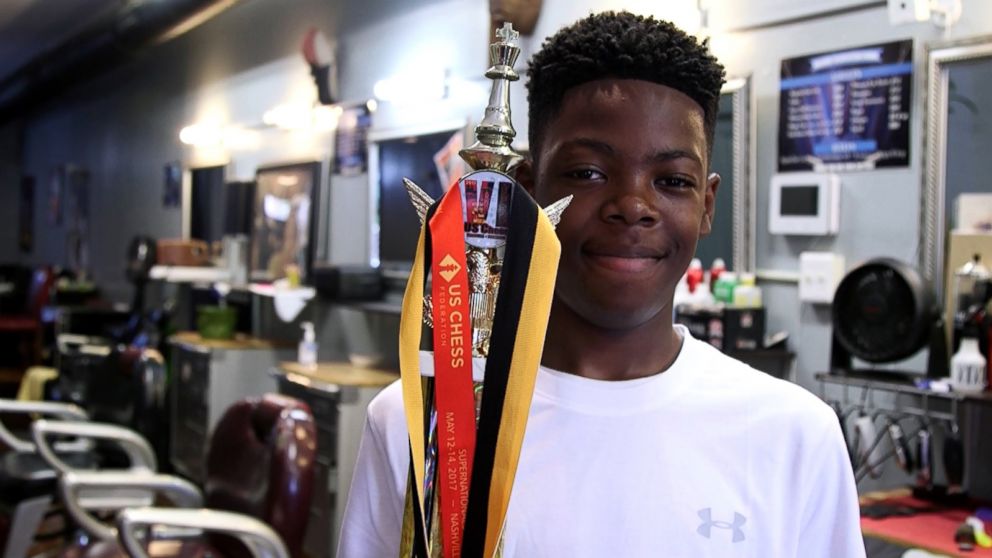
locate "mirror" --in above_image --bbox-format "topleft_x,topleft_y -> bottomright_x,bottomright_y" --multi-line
696,76 -> 755,273
250,161 -> 323,282
921,38 -> 992,299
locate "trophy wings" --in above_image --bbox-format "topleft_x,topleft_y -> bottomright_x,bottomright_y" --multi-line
402,178 -> 435,226
403,177 -> 571,329
402,178 -> 572,230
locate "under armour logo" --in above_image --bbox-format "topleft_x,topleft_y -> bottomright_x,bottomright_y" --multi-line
697,508 -> 746,542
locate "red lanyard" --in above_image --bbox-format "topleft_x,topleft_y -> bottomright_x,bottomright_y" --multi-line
429,187 -> 476,558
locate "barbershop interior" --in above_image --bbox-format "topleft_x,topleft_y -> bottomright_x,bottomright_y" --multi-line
0,0 -> 991,556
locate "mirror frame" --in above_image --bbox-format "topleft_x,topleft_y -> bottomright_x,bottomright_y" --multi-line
721,76 -> 756,273
921,37 -> 992,294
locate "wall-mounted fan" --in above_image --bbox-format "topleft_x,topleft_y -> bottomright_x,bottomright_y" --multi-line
831,258 -> 948,378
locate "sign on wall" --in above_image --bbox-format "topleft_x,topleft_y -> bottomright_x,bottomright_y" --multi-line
778,39 -> 913,172
334,104 -> 372,176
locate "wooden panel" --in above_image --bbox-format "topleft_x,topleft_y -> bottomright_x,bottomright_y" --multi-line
168,331 -> 292,351
278,361 -> 399,388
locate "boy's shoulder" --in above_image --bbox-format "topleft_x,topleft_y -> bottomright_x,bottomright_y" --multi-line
365,380 -> 407,443
682,332 -> 836,431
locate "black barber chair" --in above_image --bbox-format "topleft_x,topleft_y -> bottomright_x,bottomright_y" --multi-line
50,237 -> 171,472
55,344 -> 169,470
47,394 -> 317,558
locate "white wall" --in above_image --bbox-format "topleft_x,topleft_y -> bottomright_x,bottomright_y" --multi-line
704,2 -> 992,385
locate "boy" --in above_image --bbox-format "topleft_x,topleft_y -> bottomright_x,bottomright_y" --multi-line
339,12 -> 864,557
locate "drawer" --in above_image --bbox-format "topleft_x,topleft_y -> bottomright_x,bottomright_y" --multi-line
174,350 -> 210,429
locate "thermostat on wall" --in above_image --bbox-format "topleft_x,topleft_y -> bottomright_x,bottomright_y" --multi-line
768,172 -> 840,235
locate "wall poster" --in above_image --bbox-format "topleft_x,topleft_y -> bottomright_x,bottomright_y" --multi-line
778,39 -> 912,172
19,176 -> 34,253
334,104 -> 372,176
163,161 -> 182,208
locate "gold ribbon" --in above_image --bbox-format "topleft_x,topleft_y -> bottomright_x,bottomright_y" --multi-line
398,190 -> 560,557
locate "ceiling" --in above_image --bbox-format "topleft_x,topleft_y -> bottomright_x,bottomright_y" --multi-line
0,0 -> 119,85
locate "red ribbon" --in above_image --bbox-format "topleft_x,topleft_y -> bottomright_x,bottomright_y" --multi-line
429,186 -> 476,558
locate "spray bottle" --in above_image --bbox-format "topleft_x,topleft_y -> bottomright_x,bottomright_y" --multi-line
299,321 -> 318,369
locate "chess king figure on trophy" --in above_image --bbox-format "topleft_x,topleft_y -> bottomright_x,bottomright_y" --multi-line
397,23 -> 571,558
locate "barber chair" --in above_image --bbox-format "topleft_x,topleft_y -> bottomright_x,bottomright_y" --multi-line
1,399 -> 162,558
55,340 -> 169,470
108,236 -> 165,350
42,394 -> 316,558
0,266 -> 55,376
0,400 -> 90,558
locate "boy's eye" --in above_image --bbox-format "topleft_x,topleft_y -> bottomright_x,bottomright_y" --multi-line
656,175 -> 695,189
564,168 -> 605,181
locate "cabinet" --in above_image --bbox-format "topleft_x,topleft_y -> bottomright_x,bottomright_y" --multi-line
168,332 -> 292,482
275,362 -> 398,558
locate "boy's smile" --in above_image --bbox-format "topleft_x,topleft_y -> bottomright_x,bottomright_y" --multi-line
523,78 -> 719,377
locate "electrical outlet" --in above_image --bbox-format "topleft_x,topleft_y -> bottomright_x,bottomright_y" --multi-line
799,252 -> 846,304
888,0 -> 931,25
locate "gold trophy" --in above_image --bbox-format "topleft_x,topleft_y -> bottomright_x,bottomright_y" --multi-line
399,23 -> 569,558
406,24 -> 570,355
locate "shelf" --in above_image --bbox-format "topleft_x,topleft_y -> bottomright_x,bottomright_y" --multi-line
276,361 -> 398,393
816,372 -> 992,404
168,331 -> 292,351
149,265 -> 230,284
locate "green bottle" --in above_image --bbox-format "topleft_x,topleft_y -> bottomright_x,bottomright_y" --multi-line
713,272 -> 738,304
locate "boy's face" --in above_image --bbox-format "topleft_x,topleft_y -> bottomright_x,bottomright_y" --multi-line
525,79 -> 719,330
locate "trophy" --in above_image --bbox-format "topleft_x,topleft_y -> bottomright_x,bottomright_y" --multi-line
398,23 -> 570,558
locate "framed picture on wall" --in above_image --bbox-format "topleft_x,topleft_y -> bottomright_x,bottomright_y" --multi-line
19,176 -> 34,253
249,161 -> 322,283
48,166 -> 64,226
163,161 -> 182,208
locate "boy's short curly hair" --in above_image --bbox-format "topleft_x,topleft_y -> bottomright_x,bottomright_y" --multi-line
526,11 -> 726,160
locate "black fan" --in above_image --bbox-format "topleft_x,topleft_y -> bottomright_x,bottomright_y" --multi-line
831,258 -> 947,377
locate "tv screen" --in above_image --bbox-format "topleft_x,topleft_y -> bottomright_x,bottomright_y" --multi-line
780,185 -> 819,217
376,129 -> 461,270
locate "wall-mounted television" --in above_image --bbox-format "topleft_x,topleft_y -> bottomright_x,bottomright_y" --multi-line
370,123 -> 467,274
250,161 -> 323,283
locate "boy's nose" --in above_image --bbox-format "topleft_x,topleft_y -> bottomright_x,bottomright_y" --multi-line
602,178 -> 660,226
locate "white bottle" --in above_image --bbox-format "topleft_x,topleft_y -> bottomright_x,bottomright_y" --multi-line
732,273 -> 763,308
950,335 -> 987,393
673,272 -> 691,316
298,321 -> 318,369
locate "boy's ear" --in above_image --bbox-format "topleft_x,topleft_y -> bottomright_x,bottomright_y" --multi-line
700,172 -> 720,236
515,159 -> 536,198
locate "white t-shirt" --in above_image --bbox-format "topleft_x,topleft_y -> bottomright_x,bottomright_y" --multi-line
338,326 -> 865,558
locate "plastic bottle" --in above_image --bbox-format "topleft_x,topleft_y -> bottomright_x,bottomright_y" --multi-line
733,273 -> 763,308
709,258 -> 726,293
713,272 -> 738,304
298,321 -> 318,369
950,332 -> 987,393
686,258 -> 704,294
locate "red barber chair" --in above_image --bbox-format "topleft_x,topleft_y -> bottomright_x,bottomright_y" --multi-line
0,266 -> 55,379
49,394 -> 317,558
